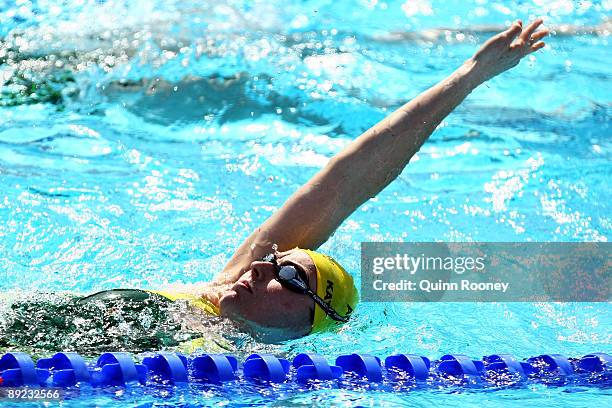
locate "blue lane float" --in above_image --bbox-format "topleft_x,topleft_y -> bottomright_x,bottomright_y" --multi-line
484,354 -> 530,378
243,354 -> 290,383
0,352 -> 49,386
437,354 -> 485,378
0,351 -> 610,389
578,353 -> 612,373
292,353 -> 343,383
37,352 -> 91,387
93,352 -> 148,386
191,354 -> 238,383
336,354 -> 383,382
527,354 -> 574,376
142,351 -> 189,384
385,354 -> 430,380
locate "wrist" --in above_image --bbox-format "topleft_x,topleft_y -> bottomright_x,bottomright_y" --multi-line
457,58 -> 487,89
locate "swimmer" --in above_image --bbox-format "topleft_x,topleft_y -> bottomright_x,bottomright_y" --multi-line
1,19 -> 549,351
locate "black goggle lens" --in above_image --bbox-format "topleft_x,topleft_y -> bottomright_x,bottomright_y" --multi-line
278,265 -> 308,292
278,265 -> 296,280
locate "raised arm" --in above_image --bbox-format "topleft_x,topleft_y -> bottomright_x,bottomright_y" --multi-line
215,19 -> 548,284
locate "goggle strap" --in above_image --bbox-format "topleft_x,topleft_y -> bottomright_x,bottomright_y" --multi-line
307,289 -> 349,323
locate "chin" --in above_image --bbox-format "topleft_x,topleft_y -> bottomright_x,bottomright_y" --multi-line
218,290 -> 238,317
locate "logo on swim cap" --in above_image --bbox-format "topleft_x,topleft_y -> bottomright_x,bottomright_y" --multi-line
346,304 -> 353,316
325,280 -> 333,303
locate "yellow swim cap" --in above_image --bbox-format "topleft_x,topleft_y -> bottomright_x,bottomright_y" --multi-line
147,290 -> 220,316
302,249 -> 359,333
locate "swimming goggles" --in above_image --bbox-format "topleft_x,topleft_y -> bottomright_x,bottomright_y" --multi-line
261,253 -> 349,323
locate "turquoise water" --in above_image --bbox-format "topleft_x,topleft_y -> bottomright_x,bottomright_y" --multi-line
0,0 -> 610,406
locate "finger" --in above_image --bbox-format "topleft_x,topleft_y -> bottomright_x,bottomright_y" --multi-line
529,41 -> 546,52
501,20 -> 523,44
530,29 -> 549,43
520,18 -> 544,42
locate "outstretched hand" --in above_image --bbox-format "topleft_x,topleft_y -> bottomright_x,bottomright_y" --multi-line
470,19 -> 549,81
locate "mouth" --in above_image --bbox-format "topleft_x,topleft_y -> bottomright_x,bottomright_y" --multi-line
237,279 -> 253,294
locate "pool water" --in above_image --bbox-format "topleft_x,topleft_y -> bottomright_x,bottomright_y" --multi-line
0,0 -> 610,406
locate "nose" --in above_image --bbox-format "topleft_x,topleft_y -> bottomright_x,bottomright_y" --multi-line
250,260 -> 277,282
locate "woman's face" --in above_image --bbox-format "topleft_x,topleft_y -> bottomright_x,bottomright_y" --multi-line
218,249 -> 317,341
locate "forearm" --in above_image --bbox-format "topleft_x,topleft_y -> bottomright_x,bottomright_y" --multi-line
326,59 -> 483,206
